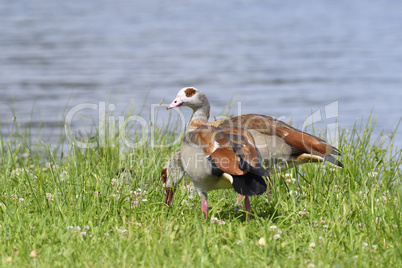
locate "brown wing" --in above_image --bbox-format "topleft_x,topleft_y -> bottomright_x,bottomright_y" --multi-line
217,122 -> 261,167
184,124 -> 263,176
229,114 -> 335,157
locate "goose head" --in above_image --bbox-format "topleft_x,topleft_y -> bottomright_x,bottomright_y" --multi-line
167,87 -> 209,111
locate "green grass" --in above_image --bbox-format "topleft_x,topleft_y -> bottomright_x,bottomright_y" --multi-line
0,113 -> 401,267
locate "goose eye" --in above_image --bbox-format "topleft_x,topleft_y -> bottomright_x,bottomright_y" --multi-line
174,101 -> 177,103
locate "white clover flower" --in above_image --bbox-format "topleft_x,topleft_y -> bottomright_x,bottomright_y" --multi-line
309,242 -> 315,249
141,199 -> 148,202
46,193 -> 54,201
111,178 -> 119,186
299,210 -> 309,217
210,217 -> 218,223
19,198 -> 24,203
258,237 -> 266,246
11,194 -> 18,200
218,220 -> 226,225
269,225 -> 277,233
135,222 -> 142,226
80,231 -> 87,237
307,264 -> 316,268
236,240 -> 242,245
273,234 -> 281,240
85,225 -> 90,230
363,242 -> 369,248
117,228 -> 127,235
372,245 -> 377,251
104,233 -> 110,237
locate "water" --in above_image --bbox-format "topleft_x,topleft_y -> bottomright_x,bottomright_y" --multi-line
1,0 -> 401,149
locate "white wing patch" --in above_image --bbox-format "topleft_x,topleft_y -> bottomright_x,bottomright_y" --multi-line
211,141 -> 220,153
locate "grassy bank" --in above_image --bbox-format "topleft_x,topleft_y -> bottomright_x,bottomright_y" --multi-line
0,114 -> 401,267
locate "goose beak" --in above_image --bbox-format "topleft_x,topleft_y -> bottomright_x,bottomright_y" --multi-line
164,188 -> 174,206
167,95 -> 184,110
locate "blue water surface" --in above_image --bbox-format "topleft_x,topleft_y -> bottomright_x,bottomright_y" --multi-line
0,0 -> 401,149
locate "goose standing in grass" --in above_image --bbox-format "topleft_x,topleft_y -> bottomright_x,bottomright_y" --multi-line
179,122 -> 269,220
166,88 -> 270,219
164,87 -> 343,215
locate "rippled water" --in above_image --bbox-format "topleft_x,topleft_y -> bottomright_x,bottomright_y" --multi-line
1,0 -> 401,149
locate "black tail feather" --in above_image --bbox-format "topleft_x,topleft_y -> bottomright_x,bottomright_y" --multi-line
231,173 -> 267,196
331,147 -> 341,156
324,155 -> 344,168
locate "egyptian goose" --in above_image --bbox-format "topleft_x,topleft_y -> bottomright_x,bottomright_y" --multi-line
167,88 -> 270,219
181,123 -> 269,219
164,87 -> 343,208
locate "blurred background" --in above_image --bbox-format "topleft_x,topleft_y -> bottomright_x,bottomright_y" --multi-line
1,0 -> 401,148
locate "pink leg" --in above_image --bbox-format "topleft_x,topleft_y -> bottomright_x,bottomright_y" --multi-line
201,200 -> 208,219
244,196 -> 251,221
236,194 -> 244,204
